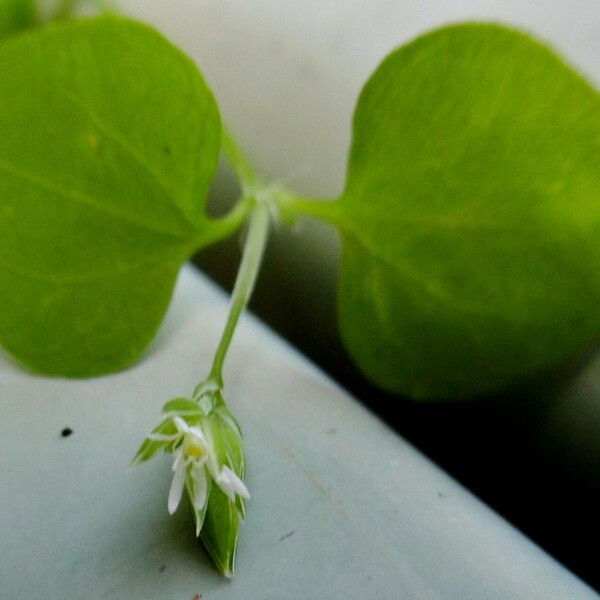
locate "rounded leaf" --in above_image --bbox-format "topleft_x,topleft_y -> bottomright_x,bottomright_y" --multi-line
337,23 -> 600,398
0,16 -> 227,376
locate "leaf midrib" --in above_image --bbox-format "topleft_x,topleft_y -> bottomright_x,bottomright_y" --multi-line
0,156 -> 192,239
339,216 -> 506,318
0,248 -> 185,284
58,88 -> 199,231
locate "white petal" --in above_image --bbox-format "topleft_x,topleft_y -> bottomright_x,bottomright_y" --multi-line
205,454 -> 220,482
173,416 -> 189,433
216,466 -> 250,501
168,458 -> 187,515
188,425 -> 208,446
171,448 -> 184,472
193,466 -> 209,510
147,433 -> 179,442
198,394 -> 213,415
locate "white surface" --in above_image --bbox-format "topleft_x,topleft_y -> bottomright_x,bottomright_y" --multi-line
120,0 -> 600,199
1,266 -> 598,599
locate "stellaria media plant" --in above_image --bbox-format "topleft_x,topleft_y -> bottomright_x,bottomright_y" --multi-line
0,4 -> 598,575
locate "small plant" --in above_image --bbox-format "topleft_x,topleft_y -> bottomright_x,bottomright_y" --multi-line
0,6 -> 598,576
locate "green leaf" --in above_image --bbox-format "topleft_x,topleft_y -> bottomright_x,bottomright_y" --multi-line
333,23 -> 600,399
199,399 -> 247,576
0,0 -> 36,40
0,16 -> 239,376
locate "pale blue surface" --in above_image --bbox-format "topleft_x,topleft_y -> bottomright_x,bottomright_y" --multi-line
1,267 -> 597,599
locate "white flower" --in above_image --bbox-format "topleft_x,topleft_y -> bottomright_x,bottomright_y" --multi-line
149,415 -> 250,520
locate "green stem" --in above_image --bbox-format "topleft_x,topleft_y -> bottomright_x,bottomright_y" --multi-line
221,128 -> 342,226
198,202 -> 270,394
192,129 -> 341,402
221,127 -> 263,196
275,191 -> 342,226
198,196 -> 253,249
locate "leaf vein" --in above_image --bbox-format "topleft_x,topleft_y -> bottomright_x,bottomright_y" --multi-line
0,250 -> 179,285
341,220 -> 500,317
0,157 -> 187,239
58,88 -> 195,229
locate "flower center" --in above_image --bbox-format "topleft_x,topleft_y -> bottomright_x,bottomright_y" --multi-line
183,437 -> 206,460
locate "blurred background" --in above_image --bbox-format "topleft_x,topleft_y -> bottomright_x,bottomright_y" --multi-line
119,0 -> 600,590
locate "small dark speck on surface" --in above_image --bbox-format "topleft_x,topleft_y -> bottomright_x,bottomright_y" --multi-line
61,427 -> 73,438
158,565 -> 166,573
325,427 -> 337,435
278,530 -> 295,542
163,145 -> 171,156
438,492 -> 445,499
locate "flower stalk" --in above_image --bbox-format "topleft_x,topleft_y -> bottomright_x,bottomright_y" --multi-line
198,201 -> 270,394
134,128 -> 274,576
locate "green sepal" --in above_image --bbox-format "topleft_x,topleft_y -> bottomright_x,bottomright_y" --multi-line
200,485 -> 243,578
206,399 -> 245,481
198,396 -> 247,575
131,417 -> 177,464
162,397 -> 204,418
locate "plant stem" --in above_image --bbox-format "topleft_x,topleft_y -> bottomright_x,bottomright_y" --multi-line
198,201 -> 270,394
221,127 -> 263,196
274,190 -> 342,226
193,128 -> 340,401
198,196 -> 253,249
221,127 -> 342,226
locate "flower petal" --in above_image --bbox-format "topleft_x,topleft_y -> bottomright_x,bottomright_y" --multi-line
188,425 -> 208,446
193,465 -> 209,510
171,448 -> 184,472
216,466 -> 250,501
205,453 -> 220,482
147,433 -> 179,442
187,470 -> 211,537
168,457 -> 187,515
173,416 -> 189,433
